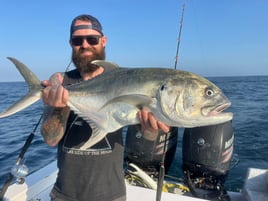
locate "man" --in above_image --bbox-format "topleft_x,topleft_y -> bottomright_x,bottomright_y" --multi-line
41,14 -> 169,201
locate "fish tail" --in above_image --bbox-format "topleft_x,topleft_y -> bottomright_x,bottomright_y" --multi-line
0,57 -> 42,118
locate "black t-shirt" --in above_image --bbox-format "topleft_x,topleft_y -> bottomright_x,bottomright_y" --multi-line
51,69 -> 126,201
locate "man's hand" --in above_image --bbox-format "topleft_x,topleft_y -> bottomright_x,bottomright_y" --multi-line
42,73 -> 69,107
138,110 -> 170,141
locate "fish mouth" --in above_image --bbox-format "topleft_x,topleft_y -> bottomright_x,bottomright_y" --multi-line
203,102 -> 231,116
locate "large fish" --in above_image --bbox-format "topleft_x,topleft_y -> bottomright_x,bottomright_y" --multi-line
0,57 -> 233,149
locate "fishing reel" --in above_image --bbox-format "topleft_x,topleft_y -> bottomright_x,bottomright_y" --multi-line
11,163 -> 29,184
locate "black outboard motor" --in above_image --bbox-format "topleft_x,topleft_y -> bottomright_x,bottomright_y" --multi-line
125,125 -> 178,177
182,121 -> 233,201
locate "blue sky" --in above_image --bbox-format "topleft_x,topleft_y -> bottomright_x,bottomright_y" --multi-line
0,0 -> 267,81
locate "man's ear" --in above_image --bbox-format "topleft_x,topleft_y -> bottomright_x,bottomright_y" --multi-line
101,36 -> 107,47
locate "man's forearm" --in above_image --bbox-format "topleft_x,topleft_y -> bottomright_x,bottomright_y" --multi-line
41,106 -> 70,146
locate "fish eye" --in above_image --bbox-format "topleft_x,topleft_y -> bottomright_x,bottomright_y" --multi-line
205,88 -> 214,96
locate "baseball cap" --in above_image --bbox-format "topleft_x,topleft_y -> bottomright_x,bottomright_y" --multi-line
70,14 -> 103,37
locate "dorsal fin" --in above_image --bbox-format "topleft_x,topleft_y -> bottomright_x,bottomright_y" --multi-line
91,60 -> 119,72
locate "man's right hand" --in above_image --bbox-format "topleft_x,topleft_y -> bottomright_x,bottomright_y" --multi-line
42,73 -> 69,108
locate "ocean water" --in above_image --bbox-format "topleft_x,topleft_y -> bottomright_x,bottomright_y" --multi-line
0,76 -> 268,193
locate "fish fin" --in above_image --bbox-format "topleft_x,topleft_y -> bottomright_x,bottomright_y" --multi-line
79,125 -> 108,150
0,57 -> 42,118
91,60 -> 119,72
100,94 -> 152,111
67,102 -> 109,149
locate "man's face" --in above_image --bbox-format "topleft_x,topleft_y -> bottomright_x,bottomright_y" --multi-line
70,20 -> 107,74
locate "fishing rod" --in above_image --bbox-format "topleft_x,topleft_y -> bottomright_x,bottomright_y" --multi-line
155,133 -> 168,201
174,0 -> 186,69
156,1 -> 186,200
0,114 -> 43,201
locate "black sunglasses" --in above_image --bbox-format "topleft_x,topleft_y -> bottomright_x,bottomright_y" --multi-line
71,35 -> 102,46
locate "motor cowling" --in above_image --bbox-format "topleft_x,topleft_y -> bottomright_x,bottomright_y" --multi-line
125,125 -> 178,176
182,121 -> 233,201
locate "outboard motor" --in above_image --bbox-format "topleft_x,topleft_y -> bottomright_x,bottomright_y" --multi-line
182,121 -> 233,201
125,126 -> 178,177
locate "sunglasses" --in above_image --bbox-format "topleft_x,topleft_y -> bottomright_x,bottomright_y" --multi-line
71,35 -> 102,46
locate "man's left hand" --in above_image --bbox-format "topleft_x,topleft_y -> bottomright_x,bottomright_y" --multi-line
138,110 -> 170,140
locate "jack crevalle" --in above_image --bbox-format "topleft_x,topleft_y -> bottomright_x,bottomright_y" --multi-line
0,57 -> 233,149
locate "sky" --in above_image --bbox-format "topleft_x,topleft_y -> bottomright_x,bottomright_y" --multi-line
0,0 -> 267,82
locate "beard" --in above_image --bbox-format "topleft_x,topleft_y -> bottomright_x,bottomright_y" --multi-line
72,47 -> 106,74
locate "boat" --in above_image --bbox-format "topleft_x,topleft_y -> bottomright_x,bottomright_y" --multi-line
1,1 -> 267,200
2,159 -> 267,201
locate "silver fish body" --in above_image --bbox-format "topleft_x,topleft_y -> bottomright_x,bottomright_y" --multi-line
0,58 -> 233,149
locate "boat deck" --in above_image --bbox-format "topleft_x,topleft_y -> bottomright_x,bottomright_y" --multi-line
4,161 -> 268,201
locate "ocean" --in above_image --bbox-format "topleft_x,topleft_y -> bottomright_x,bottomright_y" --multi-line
0,75 -> 268,193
